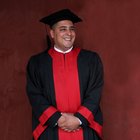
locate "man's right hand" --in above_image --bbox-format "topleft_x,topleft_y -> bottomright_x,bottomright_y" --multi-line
57,115 -> 66,125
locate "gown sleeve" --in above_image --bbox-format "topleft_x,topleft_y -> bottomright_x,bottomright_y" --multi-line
26,56 -> 61,127
74,52 -> 104,139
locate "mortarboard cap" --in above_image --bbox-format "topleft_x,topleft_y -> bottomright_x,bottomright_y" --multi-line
39,9 -> 82,27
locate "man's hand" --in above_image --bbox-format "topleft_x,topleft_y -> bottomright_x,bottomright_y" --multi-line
57,115 -> 66,124
58,113 -> 81,132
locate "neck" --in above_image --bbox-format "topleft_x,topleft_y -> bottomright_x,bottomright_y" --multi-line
54,45 -> 73,53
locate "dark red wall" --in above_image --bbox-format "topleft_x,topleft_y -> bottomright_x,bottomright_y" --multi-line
0,0 -> 140,140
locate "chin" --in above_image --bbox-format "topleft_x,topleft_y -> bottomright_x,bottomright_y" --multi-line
64,44 -> 73,48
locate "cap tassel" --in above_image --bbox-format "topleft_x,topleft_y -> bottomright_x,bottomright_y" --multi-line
46,34 -> 51,49
45,25 -> 52,49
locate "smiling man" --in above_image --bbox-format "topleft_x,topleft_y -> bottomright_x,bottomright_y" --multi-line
26,9 -> 104,140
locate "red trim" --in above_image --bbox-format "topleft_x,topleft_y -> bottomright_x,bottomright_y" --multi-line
33,106 -> 57,139
39,106 -> 57,125
78,106 -> 103,139
33,124 -> 47,140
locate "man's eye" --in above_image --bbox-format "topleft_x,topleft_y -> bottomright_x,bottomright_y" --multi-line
60,28 -> 66,31
70,28 -> 75,31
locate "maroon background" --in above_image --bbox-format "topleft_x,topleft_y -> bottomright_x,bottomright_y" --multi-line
0,0 -> 140,140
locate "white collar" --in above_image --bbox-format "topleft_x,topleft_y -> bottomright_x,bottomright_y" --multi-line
54,46 -> 73,54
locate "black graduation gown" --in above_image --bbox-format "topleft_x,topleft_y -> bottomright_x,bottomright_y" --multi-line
26,47 -> 104,140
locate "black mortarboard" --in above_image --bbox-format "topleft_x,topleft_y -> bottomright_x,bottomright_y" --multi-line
39,9 -> 82,27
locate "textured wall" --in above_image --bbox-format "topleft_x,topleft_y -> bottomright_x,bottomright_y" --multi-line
0,0 -> 140,140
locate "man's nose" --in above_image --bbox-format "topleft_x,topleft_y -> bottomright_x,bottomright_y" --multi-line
66,29 -> 72,35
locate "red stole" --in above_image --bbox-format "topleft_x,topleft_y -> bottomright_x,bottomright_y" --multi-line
49,47 -> 83,140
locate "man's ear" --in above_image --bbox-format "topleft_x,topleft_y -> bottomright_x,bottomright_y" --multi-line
50,29 -> 54,38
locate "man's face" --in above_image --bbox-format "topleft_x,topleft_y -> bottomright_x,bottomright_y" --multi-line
50,20 -> 76,51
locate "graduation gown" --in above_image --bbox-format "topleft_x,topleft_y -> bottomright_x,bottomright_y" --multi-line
26,47 -> 104,140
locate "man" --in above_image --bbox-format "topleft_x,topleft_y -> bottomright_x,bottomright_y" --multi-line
26,9 -> 104,140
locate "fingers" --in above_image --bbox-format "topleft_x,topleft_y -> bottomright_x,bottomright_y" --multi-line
57,116 -> 66,126
58,122 -> 66,128
61,128 -> 72,132
60,126 -> 81,132
58,112 -> 81,132
58,116 -> 65,123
